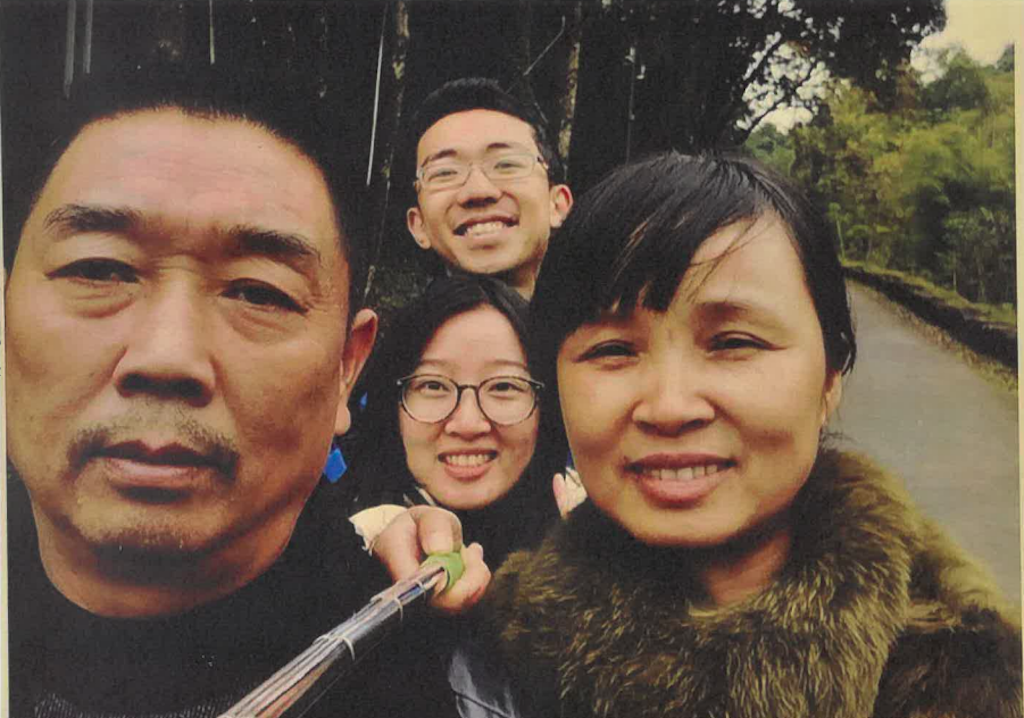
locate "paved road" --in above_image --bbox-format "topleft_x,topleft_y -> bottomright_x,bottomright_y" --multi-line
830,283 -> 1020,603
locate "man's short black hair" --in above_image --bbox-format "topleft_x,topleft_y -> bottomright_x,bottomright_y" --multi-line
3,61 -> 370,317
406,77 -> 564,185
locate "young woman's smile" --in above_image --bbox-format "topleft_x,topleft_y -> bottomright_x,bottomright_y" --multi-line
399,305 -> 540,510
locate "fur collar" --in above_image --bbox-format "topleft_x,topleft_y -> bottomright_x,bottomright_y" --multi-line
485,450 -> 1019,717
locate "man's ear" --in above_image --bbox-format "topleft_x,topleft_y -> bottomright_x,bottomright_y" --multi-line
821,369 -> 843,427
334,308 -> 378,436
548,184 -> 573,229
406,206 -> 433,250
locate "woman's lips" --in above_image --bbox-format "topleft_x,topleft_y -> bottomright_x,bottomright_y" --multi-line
439,451 -> 497,481
627,455 -> 734,506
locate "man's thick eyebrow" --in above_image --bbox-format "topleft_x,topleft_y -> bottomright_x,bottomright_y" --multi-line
43,204 -> 141,237
422,141 -> 531,166
225,225 -> 324,270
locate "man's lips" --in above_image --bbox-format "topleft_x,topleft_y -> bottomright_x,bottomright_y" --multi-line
454,215 -> 518,237
88,440 -> 237,496
100,441 -> 218,467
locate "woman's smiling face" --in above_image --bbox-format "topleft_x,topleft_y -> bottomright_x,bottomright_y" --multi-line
399,305 -> 540,510
556,215 -> 842,547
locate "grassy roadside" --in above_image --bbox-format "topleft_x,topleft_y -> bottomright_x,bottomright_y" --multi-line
843,260 -> 1016,327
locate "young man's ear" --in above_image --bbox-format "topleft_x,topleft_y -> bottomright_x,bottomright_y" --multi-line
406,207 -> 433,250
820,370 -> 844,428
548,184 -> 573,229
334,308 -> 378,436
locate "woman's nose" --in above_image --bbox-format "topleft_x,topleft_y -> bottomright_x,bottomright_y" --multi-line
444,388 -> 492,437
631,360 -> 715,434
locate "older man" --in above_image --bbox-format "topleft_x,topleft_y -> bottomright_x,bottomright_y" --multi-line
5,66 -> 486,718
405,78 -> 573,299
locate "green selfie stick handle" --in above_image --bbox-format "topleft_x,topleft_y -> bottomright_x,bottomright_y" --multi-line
422,550 -> 465,591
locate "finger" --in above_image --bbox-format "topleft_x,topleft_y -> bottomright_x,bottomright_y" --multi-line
371,510 -> 422,582
407,505 -> 463,555
430,542 -> 491,615
553,473 -> 570,518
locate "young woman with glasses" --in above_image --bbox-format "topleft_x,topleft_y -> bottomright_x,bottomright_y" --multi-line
345,274 -> 565,567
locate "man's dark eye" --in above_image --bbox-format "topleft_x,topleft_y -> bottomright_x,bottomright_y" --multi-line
226,282 -> 305,313
52,258 -> 138,283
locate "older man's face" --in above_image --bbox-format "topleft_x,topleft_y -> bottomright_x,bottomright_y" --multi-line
5,109 -> 374,575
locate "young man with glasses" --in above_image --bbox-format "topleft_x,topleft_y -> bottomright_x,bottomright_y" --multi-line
405,78 -> 573,299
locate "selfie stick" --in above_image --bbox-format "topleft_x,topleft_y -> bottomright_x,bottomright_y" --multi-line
218,552 -> 465,718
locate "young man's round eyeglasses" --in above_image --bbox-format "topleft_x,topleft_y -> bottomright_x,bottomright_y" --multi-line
397,374 -> 543,426
415,152 -> 546,191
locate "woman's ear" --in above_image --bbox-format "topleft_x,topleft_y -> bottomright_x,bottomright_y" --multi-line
821,370 -> 843,427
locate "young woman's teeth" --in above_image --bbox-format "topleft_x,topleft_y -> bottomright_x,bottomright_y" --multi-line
644,464 -> 723,481
444,453 -> 493,467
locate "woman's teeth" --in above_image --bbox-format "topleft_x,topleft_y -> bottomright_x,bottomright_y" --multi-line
641,464 -> 725,481
443,453 -> 494,467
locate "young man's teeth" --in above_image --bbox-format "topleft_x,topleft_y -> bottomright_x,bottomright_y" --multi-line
645,464 -> 722,481
464,221 -> 507,237
444,453 -> 493,467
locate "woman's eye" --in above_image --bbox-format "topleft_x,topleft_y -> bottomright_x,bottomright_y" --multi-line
51,258 -> 138,283
225,282 -> 305,313
710,334 -> 765,352
487,380 -> 527,395
579,342 -> 635,361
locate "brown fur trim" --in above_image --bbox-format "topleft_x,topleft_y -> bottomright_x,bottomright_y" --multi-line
484,450 -> 1022,717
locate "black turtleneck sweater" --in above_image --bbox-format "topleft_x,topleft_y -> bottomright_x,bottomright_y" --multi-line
7,472 -> 457,718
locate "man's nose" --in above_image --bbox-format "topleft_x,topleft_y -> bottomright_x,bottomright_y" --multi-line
456,164 -> 502,204
631,358 -> 715,434
113,282 -> 216,407
444,388 -> 492,437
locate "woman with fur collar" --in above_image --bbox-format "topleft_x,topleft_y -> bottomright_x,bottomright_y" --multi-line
478,151 -> 1021,717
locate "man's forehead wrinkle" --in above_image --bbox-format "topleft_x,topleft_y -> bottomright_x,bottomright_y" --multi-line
43,203 -> 142,237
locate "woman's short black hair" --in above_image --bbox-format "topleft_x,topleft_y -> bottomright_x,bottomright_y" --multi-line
348,273 -> 562,506
530,150 -> 856,428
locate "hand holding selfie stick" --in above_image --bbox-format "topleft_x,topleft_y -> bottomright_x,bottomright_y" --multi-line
219,552 -> 465,718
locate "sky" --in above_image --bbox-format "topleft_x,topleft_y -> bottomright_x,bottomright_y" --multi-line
917,0 -> 1021,65
764,0 -> 1021,130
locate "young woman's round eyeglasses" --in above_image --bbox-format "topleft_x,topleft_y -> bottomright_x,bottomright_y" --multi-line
415,152 -> 546,191
397,374 -> 543,426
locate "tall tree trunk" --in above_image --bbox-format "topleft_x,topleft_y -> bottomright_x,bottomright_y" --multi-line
510,0 -> 537,108
556,2 -> 583,178
363,1 -> 409,300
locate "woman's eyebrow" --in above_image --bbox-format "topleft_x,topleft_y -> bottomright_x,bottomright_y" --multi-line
693,297 -> 786,327
418,358 -> 529,371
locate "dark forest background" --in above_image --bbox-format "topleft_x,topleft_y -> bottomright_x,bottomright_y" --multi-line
1,0 -> 1013,321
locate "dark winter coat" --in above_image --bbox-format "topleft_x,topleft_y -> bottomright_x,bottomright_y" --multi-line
483,450 -> 1022,717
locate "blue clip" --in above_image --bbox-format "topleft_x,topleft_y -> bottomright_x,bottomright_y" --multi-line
323,446 -> 347,483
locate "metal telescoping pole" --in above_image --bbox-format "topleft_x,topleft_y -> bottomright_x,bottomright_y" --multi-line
219,555 -> 460,718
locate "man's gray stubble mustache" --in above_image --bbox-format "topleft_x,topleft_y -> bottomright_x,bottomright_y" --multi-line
67,412 -> 241,482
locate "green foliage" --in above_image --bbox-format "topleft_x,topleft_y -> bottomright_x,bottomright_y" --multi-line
744,124 -> 795,175
789,48 -> 1015,307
